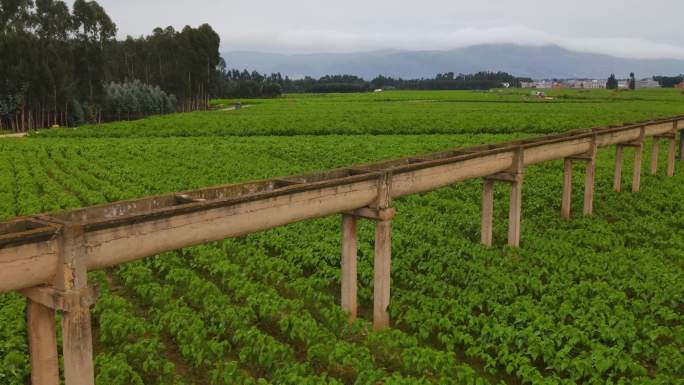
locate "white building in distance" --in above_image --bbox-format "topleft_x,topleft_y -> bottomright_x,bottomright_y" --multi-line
635,79 -> 661,89
564,79 -> 607,89
520,78 -> 660,89
522,79 -> 607,89
521,80 -> 556,89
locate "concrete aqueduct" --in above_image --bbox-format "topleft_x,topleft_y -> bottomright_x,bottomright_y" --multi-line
1,116 -> 682,385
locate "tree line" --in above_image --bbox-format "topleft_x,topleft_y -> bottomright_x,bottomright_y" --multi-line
653,75 -> 683,88
0,0 -> 221,132
370,72 -> 529,90
214,70 -> 529,98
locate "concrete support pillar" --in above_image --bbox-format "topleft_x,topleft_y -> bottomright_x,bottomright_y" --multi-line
561,159 -> 572,219
373,218 -> 391,330
340,214 -> 358,322
667,136 -> 676,177
26,300 -> 59,385
62,306 -> 95,385
481,179 -> 494,246
650,137 -> 660,175
21,284 -> 99,385
507,149 -> 524,247
373,172 -> 392,330
679,130 -> 684,161
632,127 -> 646,193
481,147 -> 524,247
342,173 -> 394,330
667,121 -> 677,176
562,139 -> 596,218
632,143 -> 643,193
615,128 -> 644,194
56,224 -> 95,385
583,144 -> 597,217
614,145 -> 624,192
508,175 -> 523,247
22,221 -> 97,385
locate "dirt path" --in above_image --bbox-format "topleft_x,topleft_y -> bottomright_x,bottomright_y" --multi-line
220,104 -> 252,111
0,132 -> 27,138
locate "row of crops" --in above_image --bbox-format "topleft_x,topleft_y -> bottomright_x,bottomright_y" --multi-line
33,89 -> 684,138
0,128 -> 682,384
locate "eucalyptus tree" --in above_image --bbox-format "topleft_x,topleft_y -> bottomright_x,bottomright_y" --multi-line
0,0 -> 222,131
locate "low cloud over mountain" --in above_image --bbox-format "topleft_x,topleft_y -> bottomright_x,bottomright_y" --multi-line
223,44 -> 684,80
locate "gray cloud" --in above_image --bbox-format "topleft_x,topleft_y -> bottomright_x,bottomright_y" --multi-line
97,0 -> 684,59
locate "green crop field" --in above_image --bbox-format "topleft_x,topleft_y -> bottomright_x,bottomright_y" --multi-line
1,90 -> 683,385
34,89 -> 684,137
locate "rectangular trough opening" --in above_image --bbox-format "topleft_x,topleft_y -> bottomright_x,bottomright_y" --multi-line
0,219 -> 52,236
280,168 -> 374,184
357,153 -> 469,171
178,179 -> 296,202
50,180 -> 280,224
369,145 -> 507,172
407,157 -> 429,164
421,145 -> 500,160
0,219 -> 59,246
423,150 -> 464,160
175,194 -> 207,204
271,179 -> 301,189
51,194 -> 189,224
48,168 -> 378,225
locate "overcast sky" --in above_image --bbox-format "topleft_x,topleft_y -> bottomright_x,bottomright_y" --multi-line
97,0 -> 684,59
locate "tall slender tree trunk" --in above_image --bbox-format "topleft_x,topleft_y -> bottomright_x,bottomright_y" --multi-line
54,86 -> 58,127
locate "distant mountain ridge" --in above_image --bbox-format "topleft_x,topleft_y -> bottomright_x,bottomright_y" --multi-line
222,44 -> 684,80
